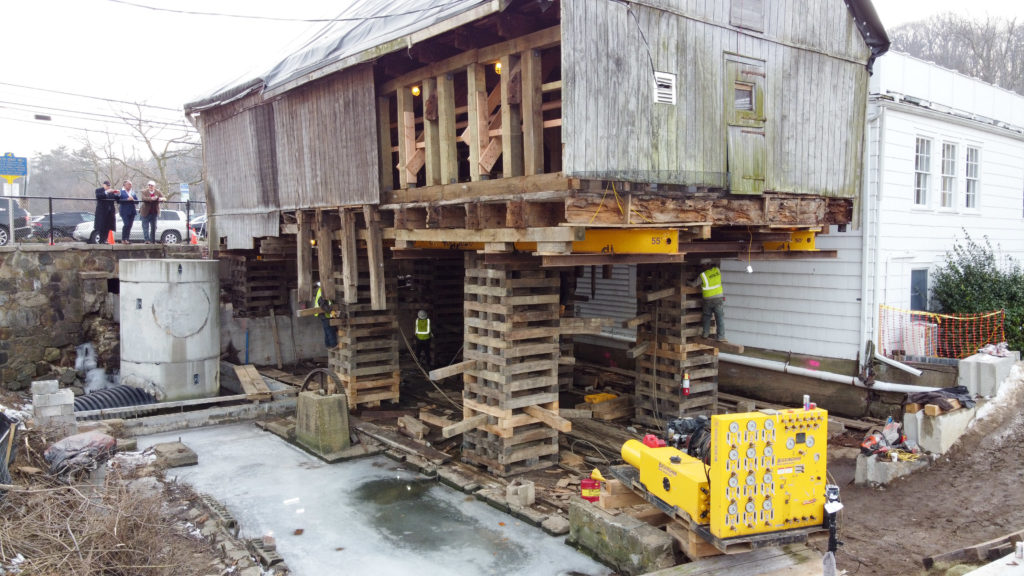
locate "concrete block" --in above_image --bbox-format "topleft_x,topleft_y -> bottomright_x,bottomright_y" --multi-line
31,380 -> 59,395
506,479 -> 536,507
35,404 -> 73,419
568,497 -> 676,576
153,441 -> 198,468
295,391 -> 350,457
854,453 -> 930,485
917,404 -> 977,455
541,514 -> 570,536
33,389 -> 75,408
958,352 -> 1021,397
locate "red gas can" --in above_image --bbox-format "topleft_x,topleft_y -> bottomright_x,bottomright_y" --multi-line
580,478 -> 600,503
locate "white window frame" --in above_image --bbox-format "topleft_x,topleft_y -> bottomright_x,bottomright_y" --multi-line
914,137 -> 932,207
965,146 -> 980,210
940,142 -> 956,209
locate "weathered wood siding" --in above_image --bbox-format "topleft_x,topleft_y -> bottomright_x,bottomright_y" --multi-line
274,64 -> 379,209
200,93 -> 281,249
561,0 -> 870,197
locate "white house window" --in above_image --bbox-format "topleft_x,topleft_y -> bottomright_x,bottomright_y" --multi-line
914,137 -> 931,206
965,146 -> 979,209
941,142 -> 956,208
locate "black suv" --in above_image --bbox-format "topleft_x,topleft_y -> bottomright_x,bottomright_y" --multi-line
31,211 -> 93,239
0,198 -> 32,246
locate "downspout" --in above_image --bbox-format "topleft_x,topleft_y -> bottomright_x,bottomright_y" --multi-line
859,104 -> 879,374
719,352 -> 936,394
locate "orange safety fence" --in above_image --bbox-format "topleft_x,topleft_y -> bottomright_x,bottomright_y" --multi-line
878,305 -> 1005,360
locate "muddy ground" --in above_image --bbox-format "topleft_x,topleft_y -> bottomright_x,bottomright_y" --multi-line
818,364 -> 1024,575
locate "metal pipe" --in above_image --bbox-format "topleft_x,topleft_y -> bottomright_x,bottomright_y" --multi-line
873,351 -> 923,377
719,352 -> 937,394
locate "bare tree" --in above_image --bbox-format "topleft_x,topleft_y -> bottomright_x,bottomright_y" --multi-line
890,14 -> 1024,96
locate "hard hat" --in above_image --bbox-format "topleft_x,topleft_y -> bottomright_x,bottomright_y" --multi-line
417,310 -> 427,319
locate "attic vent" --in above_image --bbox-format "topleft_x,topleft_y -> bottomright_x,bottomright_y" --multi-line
653,72 -> 677,105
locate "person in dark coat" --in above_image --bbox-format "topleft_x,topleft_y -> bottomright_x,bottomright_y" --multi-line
93,180 -> 118,244
118,180 -> 139,244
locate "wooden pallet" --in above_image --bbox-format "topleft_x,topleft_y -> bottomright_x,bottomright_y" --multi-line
459,253 -> 562,476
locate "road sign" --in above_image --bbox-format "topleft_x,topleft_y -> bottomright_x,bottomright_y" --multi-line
0,153 -> 27,185
179,182 -> 190,202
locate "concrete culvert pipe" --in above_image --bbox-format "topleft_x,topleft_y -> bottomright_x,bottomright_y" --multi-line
74,385 -> 157,414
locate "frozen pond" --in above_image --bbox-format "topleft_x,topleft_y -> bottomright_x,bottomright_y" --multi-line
140,423 -> 610,576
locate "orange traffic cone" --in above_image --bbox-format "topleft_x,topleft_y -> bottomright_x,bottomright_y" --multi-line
189,228 -> 198,245
106,230 -> 115,245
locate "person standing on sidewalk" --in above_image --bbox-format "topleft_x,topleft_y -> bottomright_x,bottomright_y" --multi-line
93,180 -> 118,244
139,181 -> 164,243
118,180 -> 139,244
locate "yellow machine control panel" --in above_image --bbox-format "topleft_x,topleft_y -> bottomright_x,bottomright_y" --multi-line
709,409 -> 828,538
621,439 -> 710,523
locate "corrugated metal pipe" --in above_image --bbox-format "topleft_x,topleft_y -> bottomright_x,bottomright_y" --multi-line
718,353 -> 938,394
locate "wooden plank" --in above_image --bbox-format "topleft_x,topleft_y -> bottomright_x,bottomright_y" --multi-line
418,407 -> 457,429
339,208 -> 358,304
233,364 -> 272,400
922,528 -> 1024,569
396,86 -> 417,188
363,205 -> 386,311
397,415 -> 430,441
500,54 -> 523,178
625,313 -> 652,328
627,341 -> 650,359
904,402 -> 922,414
692,336 -> 745,354
559,408 -> 592,419
350,416 -> 451,464
437,71 -> 458,184
377,96 -> 393,192
395,226 -> 582,244
296,211 -> 313,304
466,64 -> 488,181
924,399 -> 961,416
643,287 -> 677,302
665,522 -> 723,561
428,360 -> 476,381
523,405 -> 572,433
422,77 -> 440,186
520,46 -> 544,176
442,413 -> 489,439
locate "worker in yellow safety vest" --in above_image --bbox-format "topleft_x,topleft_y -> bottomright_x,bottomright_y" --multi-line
315,282 -> 338,349
695,264 -> 726,341
414,310 -> 432,366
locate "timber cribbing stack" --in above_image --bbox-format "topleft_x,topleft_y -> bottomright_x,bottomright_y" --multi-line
460,253 -> 561,476
633,264 -> 718,427
330,252 -> 399,408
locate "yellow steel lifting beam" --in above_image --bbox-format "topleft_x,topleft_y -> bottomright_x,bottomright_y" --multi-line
763,229 -> 817,252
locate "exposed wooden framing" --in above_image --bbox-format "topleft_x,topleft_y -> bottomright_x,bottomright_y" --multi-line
339,208 -> 358,304
522,405 -> 571,433
379,26 -> 561,95
437,72 -> 458,184
377,96 -> 393,192
363,205 -> 386,311
500,54 -> 523,178
422,77 -> 441,186
297,210 -> 313,303
396,87 -> 417,188
315,209 -> 335,300
466,63 -> 489,181
395,226 -> 582,244
520,47 -> 544,176
383,172 -> 576,205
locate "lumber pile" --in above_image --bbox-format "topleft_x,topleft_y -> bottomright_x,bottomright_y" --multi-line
904,399 -> 963,416
922,528 -> 1024,568
220,248 -> 294,317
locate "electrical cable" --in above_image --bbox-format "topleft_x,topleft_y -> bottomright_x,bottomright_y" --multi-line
0,114 -> 200,145
0,100 -> 197,130
0,81 -> 183,112
398,324 -> 463,411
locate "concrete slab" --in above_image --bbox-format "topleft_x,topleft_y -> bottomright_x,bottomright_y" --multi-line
152,441 -> 197,468
139,424 -> 607,576
904,403 -> 978,455
854,453 -> 930,485
965,551 -> 1024,575
568,497 -> 676,576
959,352 -> 1021,397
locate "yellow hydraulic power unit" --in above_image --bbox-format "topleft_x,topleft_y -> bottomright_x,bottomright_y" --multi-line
621,408 -> 829,540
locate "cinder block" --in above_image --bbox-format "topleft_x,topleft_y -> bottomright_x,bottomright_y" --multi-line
35,404 -> 68,419
506,480 -> 536,507
31,380 -> 59,395
33,389 -> 75,408
917,403 -> 977,455
958,352 -> 1021,397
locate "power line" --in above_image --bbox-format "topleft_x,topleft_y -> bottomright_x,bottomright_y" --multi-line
0,100 -> 198,130
0,114 -> 200,146
0,81 -> 183,113
104,0 -> 472,23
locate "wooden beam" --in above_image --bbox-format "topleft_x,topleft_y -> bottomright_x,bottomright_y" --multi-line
643,287 -> 676,302
394,226 -> 582,244
624,313 -> 652,328
520,47 -> 544,176
363,205 -> 386,311
523,405 -> 572,433
382,172 -> 576,205
559,317 -> 615,335
422,77 -> 441,186
442,413 -> 489,438
339,208 -> 358,304
428,359 -> 476,381
437,72 -> 458,185
377,96 -> 394,192
297,210 -> 313,304
500,54 -> 523,178
396,87 -> 417,188
466,63 -> 489,182
315,210 -> 335,301
626,341 -> 650,359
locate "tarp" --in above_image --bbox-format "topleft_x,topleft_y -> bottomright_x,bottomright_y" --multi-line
185,0 -> 496,112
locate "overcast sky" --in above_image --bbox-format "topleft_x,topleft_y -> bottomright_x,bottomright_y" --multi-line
1,0 -> 1022,162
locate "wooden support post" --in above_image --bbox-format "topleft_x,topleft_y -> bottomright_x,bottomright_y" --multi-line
466,63 -> 488,182
339,208 -> 358,304
520,48 -> 544,176
296,211 -> 313,304
422,77 -> 441,186
315,210 -> 335,301
523,405 -> 572,433
363,205 -> 386,311
442,413 -> 489,438
500,54 -> 523,178
437,72 -> 458,185
396,87 -> 417,188
377,96 -> 394,192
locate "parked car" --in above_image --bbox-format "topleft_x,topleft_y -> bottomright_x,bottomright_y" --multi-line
31,211 -> 94,239
73,210 -> 192,244
0,197 -> 32,246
